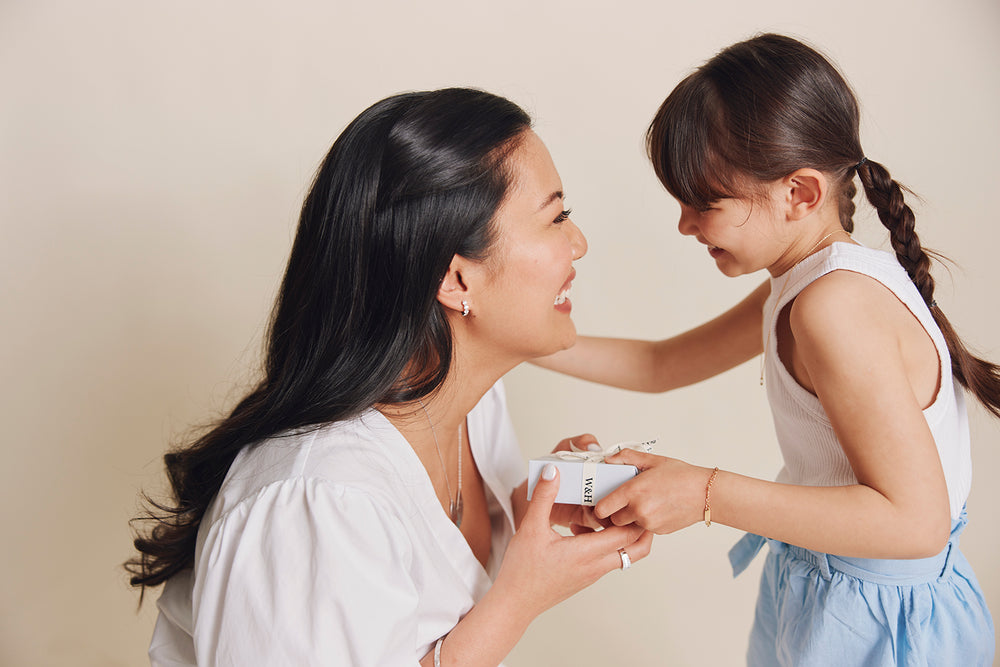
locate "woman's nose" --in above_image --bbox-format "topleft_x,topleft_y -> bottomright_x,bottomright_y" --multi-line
568,219 -> 588,260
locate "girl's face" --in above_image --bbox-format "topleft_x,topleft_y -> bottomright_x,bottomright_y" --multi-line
471,130 -> 588,362
675,183 -> 797,277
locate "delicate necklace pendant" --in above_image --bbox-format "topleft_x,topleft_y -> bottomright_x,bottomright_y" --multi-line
450,496 -> 463,528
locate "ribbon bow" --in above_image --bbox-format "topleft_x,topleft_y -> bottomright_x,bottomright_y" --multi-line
553,438 -> 657,463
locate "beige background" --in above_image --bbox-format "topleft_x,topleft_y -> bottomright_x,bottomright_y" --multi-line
2,1 -> 997,665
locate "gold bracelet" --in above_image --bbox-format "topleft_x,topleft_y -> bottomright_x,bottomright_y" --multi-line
704,467 -> 720,527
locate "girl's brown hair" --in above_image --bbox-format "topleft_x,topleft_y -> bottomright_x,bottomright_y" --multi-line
647,33 -> 1000,417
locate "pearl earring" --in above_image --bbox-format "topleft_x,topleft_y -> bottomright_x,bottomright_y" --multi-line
461,301 -> 470,317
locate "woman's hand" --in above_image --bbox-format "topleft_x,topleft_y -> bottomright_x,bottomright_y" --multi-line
595,450 -> 712,534
494,464 -> 653,620
427,453 -> 654,666
546,433 -> 609,533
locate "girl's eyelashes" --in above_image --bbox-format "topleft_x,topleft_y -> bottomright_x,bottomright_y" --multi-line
553,208 -> 572,224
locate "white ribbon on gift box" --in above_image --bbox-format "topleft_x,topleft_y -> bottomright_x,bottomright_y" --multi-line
552,439 -> 657,505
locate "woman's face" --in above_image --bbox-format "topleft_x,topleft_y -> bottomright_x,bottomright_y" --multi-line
471,130 -> 587,362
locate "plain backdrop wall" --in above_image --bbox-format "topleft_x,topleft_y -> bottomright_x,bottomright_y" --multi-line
2,1 -> 997,665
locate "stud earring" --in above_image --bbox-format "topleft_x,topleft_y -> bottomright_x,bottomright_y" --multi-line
461,301 -> 470,317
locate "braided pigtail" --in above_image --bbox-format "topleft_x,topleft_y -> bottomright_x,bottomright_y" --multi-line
838,179 -> 857,234
857,159 -> 1000,418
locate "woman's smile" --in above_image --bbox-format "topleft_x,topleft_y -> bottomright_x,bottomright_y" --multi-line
554,269 -> 576,311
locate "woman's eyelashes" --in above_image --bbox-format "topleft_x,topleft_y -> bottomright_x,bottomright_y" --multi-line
553,208 -> 572,224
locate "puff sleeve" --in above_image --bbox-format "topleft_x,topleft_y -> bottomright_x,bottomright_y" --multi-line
190,477 -> 420,666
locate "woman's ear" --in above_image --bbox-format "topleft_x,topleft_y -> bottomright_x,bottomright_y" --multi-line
783,169 -> 828,221
437,255 -> 473,317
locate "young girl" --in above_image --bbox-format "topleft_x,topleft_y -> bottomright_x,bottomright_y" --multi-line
537,34 -> 997,665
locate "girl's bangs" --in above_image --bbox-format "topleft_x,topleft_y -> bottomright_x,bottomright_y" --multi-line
647,75 -> 739,210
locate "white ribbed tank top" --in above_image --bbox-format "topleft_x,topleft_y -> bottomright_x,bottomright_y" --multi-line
762,242 -> 972,519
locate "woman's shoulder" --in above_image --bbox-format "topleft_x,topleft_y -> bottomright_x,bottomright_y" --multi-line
207,412 -> 417,524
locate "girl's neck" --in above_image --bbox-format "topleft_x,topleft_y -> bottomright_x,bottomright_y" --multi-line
769,227 -> 854,278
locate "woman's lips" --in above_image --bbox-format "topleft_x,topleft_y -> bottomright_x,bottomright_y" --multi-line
554,270 -> 575,310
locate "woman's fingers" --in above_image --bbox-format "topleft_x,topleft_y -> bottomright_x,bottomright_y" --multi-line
568,520 -> 647,561
523,464 -> 560,528
553,432 -> 600,453
609,529 -> 654,571
580,506 -> 611,530
587,525 -> 654,573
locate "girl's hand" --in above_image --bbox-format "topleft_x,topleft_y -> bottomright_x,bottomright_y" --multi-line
595,450 -> 712,534
493,464 -> 654,619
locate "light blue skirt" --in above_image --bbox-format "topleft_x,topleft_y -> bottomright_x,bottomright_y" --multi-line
730,511 -> 994,666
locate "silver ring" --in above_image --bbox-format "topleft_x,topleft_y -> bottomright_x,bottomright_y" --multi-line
618,547 -> 631,571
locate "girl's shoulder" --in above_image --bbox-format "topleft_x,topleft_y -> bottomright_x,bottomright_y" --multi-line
787,243 -> 919,331
792,266 -> 911,338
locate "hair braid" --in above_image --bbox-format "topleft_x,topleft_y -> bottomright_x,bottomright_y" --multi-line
838,179 -> 857,233
856,159 -> 934,304
857,159 -> 1000,417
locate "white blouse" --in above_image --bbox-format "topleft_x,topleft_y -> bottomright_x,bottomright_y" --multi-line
149,381 -> 525,666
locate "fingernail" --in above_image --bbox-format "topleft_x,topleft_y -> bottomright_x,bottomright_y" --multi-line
542,463 -> 557,480
587,443 -> 602,452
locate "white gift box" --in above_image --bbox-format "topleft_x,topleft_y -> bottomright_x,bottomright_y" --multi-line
526,440 -> 655,506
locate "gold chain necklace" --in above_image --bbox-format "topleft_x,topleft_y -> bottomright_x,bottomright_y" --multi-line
759,229 -> 852,386
418,399 -> 463,527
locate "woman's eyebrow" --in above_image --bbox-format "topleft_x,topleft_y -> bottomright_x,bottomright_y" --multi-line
536,190 -> 564,212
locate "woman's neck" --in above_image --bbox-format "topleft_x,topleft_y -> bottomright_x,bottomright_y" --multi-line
380,343 -> 514,438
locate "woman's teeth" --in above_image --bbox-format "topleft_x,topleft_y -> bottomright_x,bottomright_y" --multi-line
554,287 -> 571,305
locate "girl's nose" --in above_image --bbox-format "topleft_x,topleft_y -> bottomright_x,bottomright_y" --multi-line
677,207 -> 698,237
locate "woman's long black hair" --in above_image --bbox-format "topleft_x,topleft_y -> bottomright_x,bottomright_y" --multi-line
127,88 -> 532,594
647,33 -> 1000,418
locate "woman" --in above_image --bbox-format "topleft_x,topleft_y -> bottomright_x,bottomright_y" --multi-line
127,87 -> 652,666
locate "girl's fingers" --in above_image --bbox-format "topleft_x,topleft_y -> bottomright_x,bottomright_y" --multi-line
606,506 -> 638,527
593,482 -> 634,521
603,448 -> 660,470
